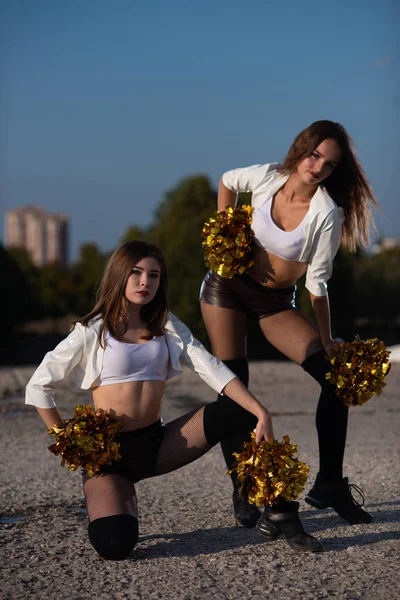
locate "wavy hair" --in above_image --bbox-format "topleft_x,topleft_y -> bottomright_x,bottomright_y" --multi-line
77,241 -> 168,345
278,120 -> 379,252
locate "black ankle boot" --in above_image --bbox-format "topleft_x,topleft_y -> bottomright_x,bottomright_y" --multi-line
255,501 -> 322,552
232,486 -> 261,528
305,474 -> 373,524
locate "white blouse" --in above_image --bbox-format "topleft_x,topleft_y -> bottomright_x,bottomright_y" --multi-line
25,313 -> 236,409
222,163 -> 345,296
252,197 -> 306,261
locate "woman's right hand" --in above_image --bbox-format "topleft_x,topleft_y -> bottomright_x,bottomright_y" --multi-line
222,378 -> 275,443
255,409 -> 274,444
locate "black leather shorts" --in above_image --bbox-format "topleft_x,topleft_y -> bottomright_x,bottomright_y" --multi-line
82,420 -> 165,484
199,270 -> 296,320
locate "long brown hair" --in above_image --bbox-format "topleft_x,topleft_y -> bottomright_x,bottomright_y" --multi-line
77,240 -> 168,345
278,120 -> 379,252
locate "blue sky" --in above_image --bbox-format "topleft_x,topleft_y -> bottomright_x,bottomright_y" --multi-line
1,0 -> 398,261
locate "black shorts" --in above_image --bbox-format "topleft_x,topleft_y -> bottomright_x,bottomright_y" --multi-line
199,270 -> 296,320
82,420 -> 165,484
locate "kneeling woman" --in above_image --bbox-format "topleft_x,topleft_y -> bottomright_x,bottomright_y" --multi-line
26,240 -> 320,559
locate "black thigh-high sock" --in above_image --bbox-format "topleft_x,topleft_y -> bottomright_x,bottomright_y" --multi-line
302,350 -> 349,483
209,358 -> 255,483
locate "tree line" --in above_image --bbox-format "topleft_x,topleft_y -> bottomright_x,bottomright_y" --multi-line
2,174 -> 400,360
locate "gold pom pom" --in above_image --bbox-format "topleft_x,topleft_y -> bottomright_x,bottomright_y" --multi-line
326,337 -> 391,407
48,404 -> 123,476
229,433 -> 310,507
201,205 -> 254,279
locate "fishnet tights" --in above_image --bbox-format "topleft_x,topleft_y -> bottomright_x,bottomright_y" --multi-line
201,302 -> 347,482
151,407 -> 210,476
201,304 -> 248,360
83,407 -> 210,522
84,474 -> 138,522
200,303 -> 323,363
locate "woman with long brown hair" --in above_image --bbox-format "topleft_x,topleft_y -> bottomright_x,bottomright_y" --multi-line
26,240 -> 322,560
200,120 -> 379,532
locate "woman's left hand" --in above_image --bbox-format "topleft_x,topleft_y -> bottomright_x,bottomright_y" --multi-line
322,338 -> 343,357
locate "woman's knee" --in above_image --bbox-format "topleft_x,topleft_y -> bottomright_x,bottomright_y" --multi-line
204,396 -> 257,446
219,358 -> 249,387
301,350 -> 332,388
88,514 -> 139,560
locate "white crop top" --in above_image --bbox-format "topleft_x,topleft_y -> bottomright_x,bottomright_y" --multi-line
251,198 -> 307,262
98,331 -> 169,386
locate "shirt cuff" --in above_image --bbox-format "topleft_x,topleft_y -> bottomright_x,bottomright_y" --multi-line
305,279 -> 328,297
25,386 -> 57,409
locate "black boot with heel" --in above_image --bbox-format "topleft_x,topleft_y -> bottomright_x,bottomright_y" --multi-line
301,354 -> 372,524
305,474 -> 373,524
255,501 -> 323,552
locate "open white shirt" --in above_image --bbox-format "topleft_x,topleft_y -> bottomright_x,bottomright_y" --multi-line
222,163 -> 345,297
25,313 -> 236,409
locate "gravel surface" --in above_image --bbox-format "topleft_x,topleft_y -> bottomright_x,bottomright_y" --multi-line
1,362 -> 399,600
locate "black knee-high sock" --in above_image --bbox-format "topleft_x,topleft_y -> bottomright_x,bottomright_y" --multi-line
88,515 -> 139,560
217,358 -> 253,483
302,350 -> 349,483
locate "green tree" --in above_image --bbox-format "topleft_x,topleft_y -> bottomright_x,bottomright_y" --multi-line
119,225 -> 149,245
6,246 -> 43,319
151,175 -> 217,340
71,243 -> 107,315
353,247 -> 400,322
37,263 -> 76,317
0,245 -> 34,335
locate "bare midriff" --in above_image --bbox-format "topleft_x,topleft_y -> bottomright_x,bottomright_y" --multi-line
247,243 -> 308,289
91,380 -> 165,431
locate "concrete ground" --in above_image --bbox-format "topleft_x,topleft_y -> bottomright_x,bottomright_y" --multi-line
1,362 -> 399,600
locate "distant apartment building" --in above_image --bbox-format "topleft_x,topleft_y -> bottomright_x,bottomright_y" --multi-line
5,206 -> 68,266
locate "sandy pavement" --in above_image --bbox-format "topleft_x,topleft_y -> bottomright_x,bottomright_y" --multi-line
0,362 -> 399,600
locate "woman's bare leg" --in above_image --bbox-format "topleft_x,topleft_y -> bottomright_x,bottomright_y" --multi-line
258,307 -> 322,364
259,308 -> 348,482
83,474 -> 139,560
200,303 -> 247,359
258,308 -> 372,524
200,302 -> 260,526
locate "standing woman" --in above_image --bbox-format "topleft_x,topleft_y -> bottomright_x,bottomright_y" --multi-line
26,240 -> 322,559
200,120 -> 379,529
